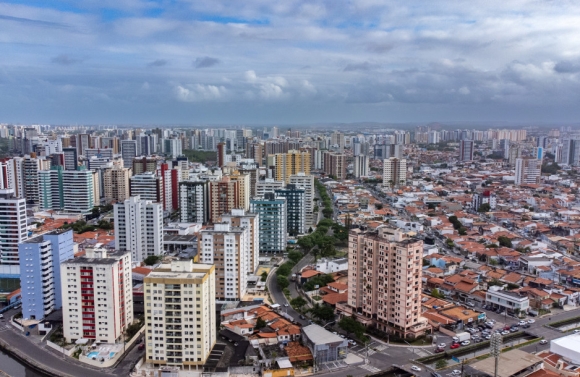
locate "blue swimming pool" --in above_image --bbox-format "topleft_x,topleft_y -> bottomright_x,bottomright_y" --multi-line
109,352 -> 116,359
87,351 -> 99,359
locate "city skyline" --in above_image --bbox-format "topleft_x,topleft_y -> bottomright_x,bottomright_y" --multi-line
2,1 -> 580,124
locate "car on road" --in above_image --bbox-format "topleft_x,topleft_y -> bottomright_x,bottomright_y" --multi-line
519,320 -> 527,326
461,340 -> 470,346
574,329 -> 580,334
411,366 -> 421,372
138,343 -> 145,350
452,370 -> 461,375
452,336 -> 459,342
432,372 -> 443,377
467,302 -> 475,307
540,340 -> 548,345
438,343 -> 446,348
450,343 -> 460,349
284,304 -> 289,307
434,348 -> 445,353
501,331 -> 510,335
528,319 -> 535,324
504,326 -> 511,331
510,327 -> 519,332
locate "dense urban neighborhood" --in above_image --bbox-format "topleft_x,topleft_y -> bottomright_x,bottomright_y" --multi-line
1,124 -> 580,377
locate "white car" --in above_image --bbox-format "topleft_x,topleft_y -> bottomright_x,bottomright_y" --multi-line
519,320 -> 527,326
528,319 -> 535,324
438,343 -> 446,348
461,340 -> 470,346
501,331 -> 510,335
452,370 -> 461,375
411,366 -> 422,372
574,330 -> 580,334
452,336 -> 459,342
540,340 -> 548,345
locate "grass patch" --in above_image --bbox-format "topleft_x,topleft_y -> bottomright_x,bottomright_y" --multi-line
548,316 -> 580,328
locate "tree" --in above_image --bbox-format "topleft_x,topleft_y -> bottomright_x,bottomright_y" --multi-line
261,271 -> 268,282
277,275 -> 289,289
288,250 -> 304,264
256,317 -> 267,329
310,304 -> 335,322
144,255 -> 161,266
498,236 -> 513,248
375,203 -> 383,210
339,317 -> 365,339
458,227 -> 467,235
290,296 -> 307,311
436,359 -> 448,369
430,288 -> 445,299
478,203 -> 491,213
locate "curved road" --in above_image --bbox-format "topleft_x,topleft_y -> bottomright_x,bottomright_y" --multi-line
267,265 -> 310,327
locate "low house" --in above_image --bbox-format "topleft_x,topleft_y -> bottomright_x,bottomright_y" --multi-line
301,324 -> 348,363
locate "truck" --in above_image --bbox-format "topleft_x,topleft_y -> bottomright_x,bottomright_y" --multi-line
454,332 -> 470,342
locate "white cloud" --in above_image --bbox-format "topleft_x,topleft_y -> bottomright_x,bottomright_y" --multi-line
175,84 -> 228,102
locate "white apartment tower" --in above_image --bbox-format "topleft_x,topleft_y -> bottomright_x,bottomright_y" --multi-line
220,209 -> 260,274
144,260 -> 216,369
114,196 -> 164,263
383,158 -> 407,188
289,173 -> 315,229
353,155 -> 369,178
515,158 -> 541,185
61,248 -> 133,343
0,189 -> 27,265
198,223 -> 250,301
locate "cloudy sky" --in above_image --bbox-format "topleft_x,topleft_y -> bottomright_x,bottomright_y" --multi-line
1,0 -> 580,125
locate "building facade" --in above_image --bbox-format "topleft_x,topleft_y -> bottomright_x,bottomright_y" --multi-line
250,193 -> 287,253
103,166 -> 131,203
353,155 -> 369,178
220,209 -> 260,274
274,150 -> 311,183
179,180 -> 209,224
61,248 -> 133,343
199,223 -> 250,300
343,227 -> 429,338
275,185 -> 306,236
383,158 -> 407,188
459,140 -> 474,161
0,189 -> 28,265
289,173 -> 315,229
114,196 -> 164,263
515,158 -> 541,185
323,152 -> 346,181
208,177 -> 240,223
143,260 -> 216,369
130,172 -> 163,203
19,229 -> 74,320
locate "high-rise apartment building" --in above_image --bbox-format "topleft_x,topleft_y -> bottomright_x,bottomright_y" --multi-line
274,150 -> 311,183
39,166 -> 95,213
121,140 -> 138,168
459,140 -> 474,161
250,193 -> 287,253
19,229 -> 74,320
143,260 -> 216,369
353,155 -> 369,178
103,166 -> 131,203
208,177 -> 240,223
217,142 -> 227,168
472,190 -> 497,211
62,147 -> 78,170
345,226 -> 429,338
220,209 -> 260,274
323,152 -> 346,181
247,143 -> 263,166
130,172 -> 163,203
114,196 -> 163,263
61,248 -> 133,343
561,137 -> 580,166
179,180 -> 209,224
0,189 -> 27,266
133,156 -> 158,175
199,223 -> 250,300
289,173 -> 315,229
229,171 -> 251,211
515,158 -> 541,185
23,153 -> 50,205
275,185 -> 305,236
383,158 -> 407,188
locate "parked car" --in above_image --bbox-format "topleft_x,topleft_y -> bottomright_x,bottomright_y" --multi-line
432,373 -> 443,377
574,329 -> 580,334
528,319 -> 535,324
540,340 -> 548,345
434,348 -> 445,353
452,370 -> 461,375
450,343 -> 460,349
467,302 -> 475,307
411,366 -> 421,372
438,343 -> 446,348
519,320 -> 527,326
485,335 -> 491,340
138,343 -> 145,350
461,340 -> 471,346
501,331 -> 510,335
452,336 -> 459,342
510,327 -> 519,333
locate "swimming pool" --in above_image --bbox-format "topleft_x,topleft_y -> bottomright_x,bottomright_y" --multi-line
109,352 -> 116,359
87,351 -> 99,359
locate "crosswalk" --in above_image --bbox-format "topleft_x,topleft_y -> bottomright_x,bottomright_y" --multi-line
360,364 -> 382,373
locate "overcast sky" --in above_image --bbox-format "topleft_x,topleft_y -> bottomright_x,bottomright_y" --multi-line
1,0 -> 580,125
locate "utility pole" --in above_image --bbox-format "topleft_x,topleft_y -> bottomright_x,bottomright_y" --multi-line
490,333 -> 503,377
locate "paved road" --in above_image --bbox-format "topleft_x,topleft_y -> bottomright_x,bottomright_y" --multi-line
267,266 -> 310,326
0,309 -> 143,377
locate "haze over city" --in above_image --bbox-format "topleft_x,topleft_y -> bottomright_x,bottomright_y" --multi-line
2,1 -> 580,124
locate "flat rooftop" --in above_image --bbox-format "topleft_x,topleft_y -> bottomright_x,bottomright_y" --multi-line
471,349 -> 542,377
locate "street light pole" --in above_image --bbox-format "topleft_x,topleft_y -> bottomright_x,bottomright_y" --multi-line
490,333 -> 503,377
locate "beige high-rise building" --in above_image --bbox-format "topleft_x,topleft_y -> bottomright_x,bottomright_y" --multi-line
229,171 -> 251,211
289,173 -> 315,228
103,167 -> 131,203
323,152 -> 346,181
220,209 -> 259,274
143,260 -> 216,369
341,226 -> 429,339
198,223 -> 250,300
274,150 -> 311,183
382,158 -> 407,188
208,177 -> 240,223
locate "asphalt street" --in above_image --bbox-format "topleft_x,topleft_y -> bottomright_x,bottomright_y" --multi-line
267,266 -> 310,326
0,307 -> 144,377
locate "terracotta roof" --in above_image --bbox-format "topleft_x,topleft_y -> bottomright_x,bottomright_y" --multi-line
322,292 -> 348,305
327,282 -> 348,291
301,270 -> 323,279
